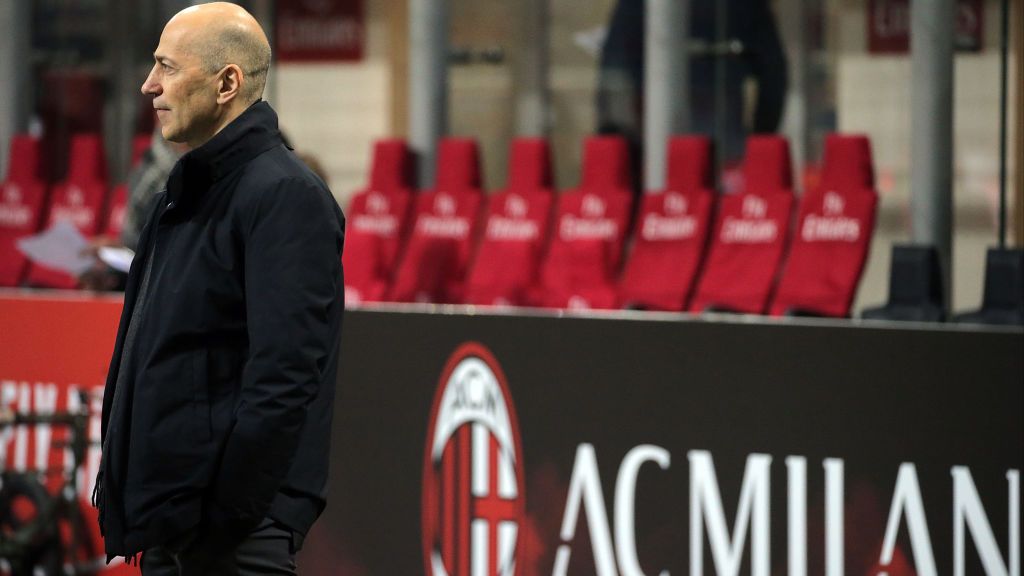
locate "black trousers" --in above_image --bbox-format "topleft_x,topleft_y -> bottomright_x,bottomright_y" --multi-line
141,518 -> 298,576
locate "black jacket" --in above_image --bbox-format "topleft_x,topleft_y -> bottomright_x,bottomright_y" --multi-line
96,101 -> 345,558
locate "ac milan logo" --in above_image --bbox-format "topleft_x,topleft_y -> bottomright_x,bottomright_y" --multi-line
422,343 -> 526,576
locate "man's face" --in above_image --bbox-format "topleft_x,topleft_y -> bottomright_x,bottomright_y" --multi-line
141,21 -> 221,149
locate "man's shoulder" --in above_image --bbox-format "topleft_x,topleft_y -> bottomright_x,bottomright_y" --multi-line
234,146 -> 334,203
230,146 -> 342,227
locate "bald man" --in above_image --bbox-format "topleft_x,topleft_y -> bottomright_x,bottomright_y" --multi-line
94,4 -> 345,574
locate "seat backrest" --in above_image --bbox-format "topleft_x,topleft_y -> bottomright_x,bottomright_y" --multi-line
46,183 -> 106,233
981,248 -> 1024,310
387,189 -> 483,303
0,180 -> 47,286
767,134 -> 877,317
889,245 -> 944,307
618,189 -> 715,311
769,188 -> 877,317
368,138 -> 413,193
435,138 -> 482,192
25,134 -> 108,289
820,133 -> 874,191
101,135 -> 153,237
618,136 -> 716,311
665,135 -> 715,193
742,135 -> 792,194
24,178 -> 107,289
130,134 -> 152,168
464,190 -> 554,306
580,135 -> 632,194
533,189 -> 632,308
861,244 -> 945,322
66,133 -> 107,183
463,139 -> 555,306
341,139 -> 415,303
688,190 -> 794,314
103,184 -> 130,238
5,135 -> 43,183
342,189 -> 413,303
506,137 -> 553,192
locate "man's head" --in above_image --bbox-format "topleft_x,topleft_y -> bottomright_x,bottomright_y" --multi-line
142,2 -> 271,149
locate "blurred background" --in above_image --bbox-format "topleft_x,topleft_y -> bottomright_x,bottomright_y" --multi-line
0,0 -> 1019,312
0,3 -> 1021,575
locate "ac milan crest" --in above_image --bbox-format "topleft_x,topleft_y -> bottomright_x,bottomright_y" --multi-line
422,343 -> 526,576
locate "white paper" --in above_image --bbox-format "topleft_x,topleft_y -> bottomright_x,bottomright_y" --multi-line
98,246 -> 135,273
16,220 -> 96,275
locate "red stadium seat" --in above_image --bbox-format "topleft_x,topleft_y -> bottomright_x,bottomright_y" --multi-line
25,134 -> 108,289
343,139 -> 414,304
366,138 -> 415,193
769,134 -> 878,317
533,191 -> 632,309
739,134 -> 793,193
531,135 -> 633,309
464,138 -> 554,306
434,137 -> 482,191
505,136 -> 553,190
0,136 -> 48,286
388,138 -> 484,303
4,134 -> 44,183
103,134 -> 152,238
130,133 -> 152,168
819,133 -> 874,190
768,189 -> 876,317
103,185 -> 130,239
580,135 -> 632,192
688,136 -> 794,314
618,136 -> 716,311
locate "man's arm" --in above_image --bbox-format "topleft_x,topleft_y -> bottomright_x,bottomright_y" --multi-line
209,177 -> 343,536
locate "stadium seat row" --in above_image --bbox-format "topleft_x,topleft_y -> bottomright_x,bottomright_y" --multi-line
0,133 -> 150,288
343,133 -> 878,317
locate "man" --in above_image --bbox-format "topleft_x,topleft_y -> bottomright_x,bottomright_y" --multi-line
597,0 -> 788,175
94,3 -> 345,574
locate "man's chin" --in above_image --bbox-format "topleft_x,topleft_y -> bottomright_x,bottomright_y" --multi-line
161,126 -> 186,145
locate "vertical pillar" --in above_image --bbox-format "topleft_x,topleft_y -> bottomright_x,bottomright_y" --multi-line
713,0 -> 728,178
108,0 -> 139,184
1015,0 -> 1023,246
409,0 -> 448,188
777,0 -> 808,176
643,0 -> 689,192
514,0 -> 549,137
910,0 -> 955,310
0,0 -> 31,180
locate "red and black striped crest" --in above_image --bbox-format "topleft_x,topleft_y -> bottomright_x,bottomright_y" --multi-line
422,343 -> 526,576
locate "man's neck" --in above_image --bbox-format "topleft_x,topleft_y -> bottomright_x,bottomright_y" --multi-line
187,100 -> 251,150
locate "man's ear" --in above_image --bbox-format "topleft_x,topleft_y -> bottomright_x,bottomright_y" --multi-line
217,64 -> 244,105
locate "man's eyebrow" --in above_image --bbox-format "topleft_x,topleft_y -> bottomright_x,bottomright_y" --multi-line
154,54 -> 177,66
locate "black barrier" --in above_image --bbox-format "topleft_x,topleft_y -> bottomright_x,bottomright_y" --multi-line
298,309 -> 1023,575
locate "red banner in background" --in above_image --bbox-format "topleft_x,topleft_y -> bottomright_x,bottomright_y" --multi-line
275,0 -> 364,62
868,0 -> 983,54
0,292 -> 130,575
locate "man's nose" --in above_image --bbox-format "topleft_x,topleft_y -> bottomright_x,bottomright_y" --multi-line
141,68 -> 160,96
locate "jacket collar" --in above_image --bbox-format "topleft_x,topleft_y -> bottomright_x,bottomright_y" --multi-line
168,100 -> 283,205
